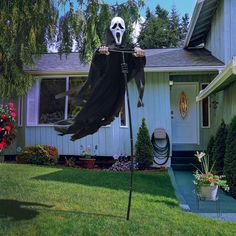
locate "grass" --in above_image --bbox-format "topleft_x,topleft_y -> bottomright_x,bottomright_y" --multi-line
0,164 -> 236,236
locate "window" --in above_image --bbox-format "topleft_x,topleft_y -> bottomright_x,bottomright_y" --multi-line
37,76 -> 86,125
201,83 -> 210,128
39,78 -> 66,124
120,95 -> 128,127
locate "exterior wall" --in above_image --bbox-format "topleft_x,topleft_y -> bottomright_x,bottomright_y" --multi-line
213,81 -> 236,128
170,73 -> 217,151
205,0 -> 225,62
206,0 -> 236,64
25,72 -> 171,156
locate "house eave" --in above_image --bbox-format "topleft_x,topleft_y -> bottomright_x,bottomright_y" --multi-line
196,57 -> 236,102
26,66 -> 224,76
144,65 -> 224,73
184,0 -> 205,48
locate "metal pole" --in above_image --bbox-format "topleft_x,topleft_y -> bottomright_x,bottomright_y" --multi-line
121,52 -> 134,221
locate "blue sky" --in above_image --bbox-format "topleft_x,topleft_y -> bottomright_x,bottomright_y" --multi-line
59,1 -> 197,19
105,0 -> 197,18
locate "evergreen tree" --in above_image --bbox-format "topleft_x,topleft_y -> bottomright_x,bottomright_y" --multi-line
224,117 -> 236,197
169,5 -> 181,47
212,120 -> 227,174
135,118 -> 153,170
180,13 -> 190,45
207,135 -> 215,168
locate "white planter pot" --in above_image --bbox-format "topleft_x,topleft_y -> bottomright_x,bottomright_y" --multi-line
198,185 -> 218,201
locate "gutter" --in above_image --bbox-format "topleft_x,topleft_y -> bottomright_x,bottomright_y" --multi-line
144,65 -> 224,73
184,0 -> 205,49
196,57 -> 236,102
26,66 -> 224,76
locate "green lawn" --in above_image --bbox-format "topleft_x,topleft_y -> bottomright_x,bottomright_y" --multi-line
0,164 -> 236,236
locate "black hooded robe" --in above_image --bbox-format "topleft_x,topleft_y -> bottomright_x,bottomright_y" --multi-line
55,47 -> 146,141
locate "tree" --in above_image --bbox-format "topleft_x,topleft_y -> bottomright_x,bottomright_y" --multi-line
0,0 -> 144,98
224,116 -> 236,197
206,136 -> 215,168
180,13 -> 190,41
212,120 -> 227,174
135,118 -> 153,170
138,4 -> 188,49
0,0 -> 58,98
169,5 -> 181,47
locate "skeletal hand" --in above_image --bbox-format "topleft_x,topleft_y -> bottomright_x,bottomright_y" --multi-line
99,46 -> 110,55
133,47 -> 145,57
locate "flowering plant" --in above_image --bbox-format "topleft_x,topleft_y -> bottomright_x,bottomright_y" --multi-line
0,102 -> 17,152
193,151 -> 229,191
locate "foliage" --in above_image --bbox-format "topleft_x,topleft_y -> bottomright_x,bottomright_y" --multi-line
0,102 -> 17,152
193,151 -> 229,191
65,156 -> 76,167
212,120 -> 227,174
138,4 -> 189,48
17,145 -> 58,165
206,135 -> 215,168
224,116 -> 236,197
0,0 -> 144,98
0,0 -> 58,98
135,118 -> 153,169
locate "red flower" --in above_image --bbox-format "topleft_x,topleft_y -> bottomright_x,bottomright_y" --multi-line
0,127 -> 2,132
10,112 -> 16,119
1,114 -> 7,120
5,125 -> 11,132
7,102 -> 14,109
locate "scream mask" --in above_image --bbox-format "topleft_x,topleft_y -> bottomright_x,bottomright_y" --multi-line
109,17 -> 126,45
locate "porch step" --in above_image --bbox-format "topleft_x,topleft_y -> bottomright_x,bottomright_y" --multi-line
171,164 -> 197,171
171,151 -> 201,171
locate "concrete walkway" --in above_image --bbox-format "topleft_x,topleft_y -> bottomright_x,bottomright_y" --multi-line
168,168 -> 236,222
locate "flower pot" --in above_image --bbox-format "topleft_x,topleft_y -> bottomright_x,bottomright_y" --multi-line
79,158 -> 96,169
198,185 -> 218,201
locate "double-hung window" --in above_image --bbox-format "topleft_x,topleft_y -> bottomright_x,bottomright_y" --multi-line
27,76 -> 86,126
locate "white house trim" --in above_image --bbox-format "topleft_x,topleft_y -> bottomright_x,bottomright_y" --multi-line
184,0 -> 205,48
144,66 -> 224,73
196,57 -> 236,101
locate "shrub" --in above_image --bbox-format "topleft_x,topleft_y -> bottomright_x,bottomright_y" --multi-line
0,102 -> 17,152
135,118 -> 153,170
17,145 -> 58,165
206,136 -> 215,168
224,116 -> 236,197
212,120 -> 227,174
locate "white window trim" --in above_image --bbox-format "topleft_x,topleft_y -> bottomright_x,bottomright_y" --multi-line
17,96 -> 24,127
27,75 -> 112,129
120,93 -> 129,128
201,83 -> 211,129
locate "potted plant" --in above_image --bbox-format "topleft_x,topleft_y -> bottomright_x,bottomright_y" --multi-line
193,151 -> 229,201
79,147 -> 96,169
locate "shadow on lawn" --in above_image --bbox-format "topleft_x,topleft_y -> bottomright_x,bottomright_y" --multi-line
0,199 -> 52,221
34,168 -> 177,201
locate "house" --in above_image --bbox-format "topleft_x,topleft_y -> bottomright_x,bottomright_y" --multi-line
3,0 -> 235,168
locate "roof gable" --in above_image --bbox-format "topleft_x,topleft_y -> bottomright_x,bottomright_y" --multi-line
184,0 -> 219,48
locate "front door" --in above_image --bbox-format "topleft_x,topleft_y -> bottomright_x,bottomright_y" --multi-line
171,82 -> 199,144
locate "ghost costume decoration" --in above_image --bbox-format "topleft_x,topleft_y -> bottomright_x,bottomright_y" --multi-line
55,17 -> 146,141
110,17 -> 126,45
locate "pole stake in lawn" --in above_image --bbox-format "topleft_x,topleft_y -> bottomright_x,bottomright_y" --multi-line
121,52 -> 134,221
